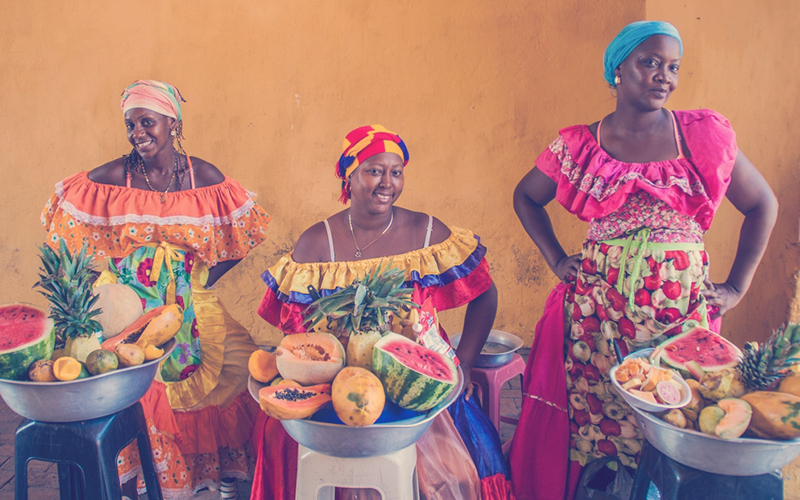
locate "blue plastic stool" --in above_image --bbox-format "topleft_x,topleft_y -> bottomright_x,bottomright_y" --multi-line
14,402 -> 163,500
630,441 -> 783,500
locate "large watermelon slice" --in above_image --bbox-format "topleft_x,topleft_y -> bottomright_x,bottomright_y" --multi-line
0,304 -> 56,380
371,332 -> 458,411
655,326 -> 742,372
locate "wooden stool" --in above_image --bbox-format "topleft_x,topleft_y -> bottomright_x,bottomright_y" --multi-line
295,443 -> 419,500
469,353 -> 525,431
631,441 -> 783,500
14,402 -> 162,500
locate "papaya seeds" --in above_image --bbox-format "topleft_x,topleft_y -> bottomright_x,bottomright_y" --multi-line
85,349 -> 119,375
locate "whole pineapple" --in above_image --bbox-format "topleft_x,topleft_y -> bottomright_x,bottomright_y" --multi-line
304,260 -> 418,369
34,238 -> 103,362
737,323 -> 800,391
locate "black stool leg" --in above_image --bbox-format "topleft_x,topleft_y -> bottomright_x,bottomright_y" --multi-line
136,430 -> 163,500
14,454 -> 29,500
57,463 -> 87,500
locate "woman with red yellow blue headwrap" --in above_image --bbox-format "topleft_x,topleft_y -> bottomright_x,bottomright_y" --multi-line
251,124 -> 498,499
41,79 -> 271,499
509,21 -> 777,499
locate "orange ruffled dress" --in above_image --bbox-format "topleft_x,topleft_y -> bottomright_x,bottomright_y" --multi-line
41,170 -> 271,499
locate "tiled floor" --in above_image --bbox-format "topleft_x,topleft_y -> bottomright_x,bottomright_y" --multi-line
1,348 -> 529,499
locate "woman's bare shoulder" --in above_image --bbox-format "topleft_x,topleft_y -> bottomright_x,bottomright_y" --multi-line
87,158 -> 127,186
400,208 -> 451,246
293,219 -> 336,263
190,157 -> 225,188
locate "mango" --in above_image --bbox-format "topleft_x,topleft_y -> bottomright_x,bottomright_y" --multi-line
115,344 -> 145,367
85,349 -> 119,375
53,356 -> 82,381
28,359 -> 57,382
143,344 -> 164,361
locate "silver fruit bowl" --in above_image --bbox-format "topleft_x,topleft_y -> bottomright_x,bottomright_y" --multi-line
621,348 -> 800,475
631,404 -> 800,476
249,366 -> 463,458
450,330 -> 523,368
0,339 -> 175,423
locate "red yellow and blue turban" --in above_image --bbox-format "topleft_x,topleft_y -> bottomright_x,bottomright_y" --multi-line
336,125 -> 409,203
120,80 -> 185,121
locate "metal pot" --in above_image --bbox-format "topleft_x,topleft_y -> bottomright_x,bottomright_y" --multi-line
0,340 -> 175,423
631,404 -> 800,475
249,367 -> 464,457
450,330 -> 524,368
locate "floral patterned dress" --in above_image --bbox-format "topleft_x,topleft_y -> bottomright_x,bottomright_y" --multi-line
509,109 -> 738,499
42,169 -> 271,499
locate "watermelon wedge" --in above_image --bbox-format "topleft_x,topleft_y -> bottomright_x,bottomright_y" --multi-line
371,332 -> 458,411
655,327 -> 742,372
0,304 -> 56,380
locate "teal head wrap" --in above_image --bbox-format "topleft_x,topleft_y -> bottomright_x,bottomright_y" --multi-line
603,21 -> 683,86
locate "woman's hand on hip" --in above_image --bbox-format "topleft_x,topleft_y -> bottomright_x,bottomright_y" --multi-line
553,253 -> 582,284
701,279 -> 743,319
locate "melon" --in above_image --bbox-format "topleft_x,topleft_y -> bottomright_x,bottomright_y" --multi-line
258,383 -> 332,420
657,327 -> 742,372
0,303 -> 56,380
698,398 -> 752,440
332,366 -> 386,427
93,283 -> 144,339
371,332 -> 458,411
275,333 -> 345,386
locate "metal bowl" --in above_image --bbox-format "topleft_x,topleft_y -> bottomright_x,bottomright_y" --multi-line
0,340 -> 175,423
248,367 -> 464,457
450,330 -> 524,368
631,404 -> 800,475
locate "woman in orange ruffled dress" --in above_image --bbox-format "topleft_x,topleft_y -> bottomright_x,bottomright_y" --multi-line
41,80 -> 271,499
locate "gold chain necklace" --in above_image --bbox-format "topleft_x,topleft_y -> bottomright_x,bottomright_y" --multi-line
348,209 -> 394,258
142,155 -> 178,203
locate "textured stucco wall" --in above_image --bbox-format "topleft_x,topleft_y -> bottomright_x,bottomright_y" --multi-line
0,0 -> 641,347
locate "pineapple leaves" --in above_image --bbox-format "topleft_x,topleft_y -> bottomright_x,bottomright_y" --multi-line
302,258 -> 419,336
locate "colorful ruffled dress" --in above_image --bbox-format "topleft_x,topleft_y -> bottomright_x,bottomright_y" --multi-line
508,109 -> 737,500
41,167 -> 271,499
251,225 -> 493,500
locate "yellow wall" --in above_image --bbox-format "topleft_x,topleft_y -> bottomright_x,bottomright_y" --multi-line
1,1 -> 797,349
3,0 -> 800,494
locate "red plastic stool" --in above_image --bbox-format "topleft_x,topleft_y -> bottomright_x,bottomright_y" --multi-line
468,353 -> 525,432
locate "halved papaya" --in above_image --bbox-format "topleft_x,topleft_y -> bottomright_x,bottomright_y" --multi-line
100,304 -> 182,352
258,383 -> 332,420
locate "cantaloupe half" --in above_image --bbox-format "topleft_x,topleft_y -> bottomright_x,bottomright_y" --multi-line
698,398 -> 752,440
275,333 -> 345,386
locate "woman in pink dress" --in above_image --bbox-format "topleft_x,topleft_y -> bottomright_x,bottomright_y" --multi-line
508,21 -> 778,499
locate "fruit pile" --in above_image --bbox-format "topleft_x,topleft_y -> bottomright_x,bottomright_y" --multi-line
0,239 -> 181,384
614,357 -> 685,406
250,263 -> 459,428
643,325 -> 800,442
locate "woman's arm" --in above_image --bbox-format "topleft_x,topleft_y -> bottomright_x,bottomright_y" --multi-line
702,149 -> 778,318
513,167 -> 580,282
205,259 -> 242,288
454,282 -> 498,399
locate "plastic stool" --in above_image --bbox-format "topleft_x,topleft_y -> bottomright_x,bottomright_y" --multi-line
15,402 -> 163,500
295,443 -> 419,500
469,353 -> 525,431
630,441 -> 783,500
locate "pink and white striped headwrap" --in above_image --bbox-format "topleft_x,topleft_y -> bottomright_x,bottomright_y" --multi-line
120,80 -> 185,120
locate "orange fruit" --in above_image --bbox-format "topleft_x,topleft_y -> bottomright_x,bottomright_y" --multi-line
143,344 -> 164,361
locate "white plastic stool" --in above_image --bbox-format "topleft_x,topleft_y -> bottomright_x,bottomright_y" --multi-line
295,443 -> 420,500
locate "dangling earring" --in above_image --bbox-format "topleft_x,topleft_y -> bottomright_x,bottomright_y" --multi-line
171,130 -> 176,137
614,75 -> 621,86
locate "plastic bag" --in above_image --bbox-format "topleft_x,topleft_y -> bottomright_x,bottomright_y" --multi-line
449,393 -> 515,500
416,411 -> 481,500
574,456 -> 633,500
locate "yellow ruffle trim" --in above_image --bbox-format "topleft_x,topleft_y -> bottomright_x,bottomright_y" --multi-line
164,264 -> 226,409
267,226 -> 481,295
